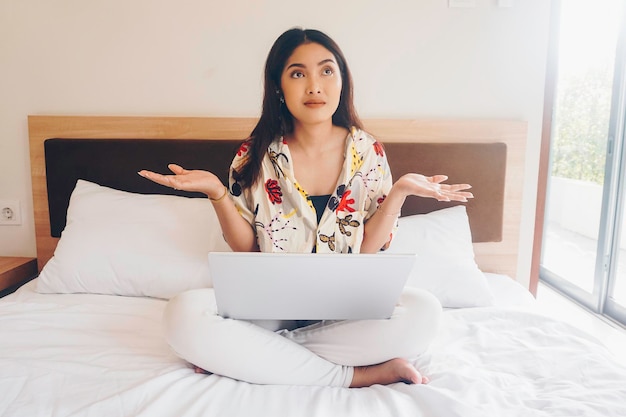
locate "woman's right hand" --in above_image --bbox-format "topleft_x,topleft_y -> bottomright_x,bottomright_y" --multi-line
138,164 -> 225,199
139,164 -> 257,252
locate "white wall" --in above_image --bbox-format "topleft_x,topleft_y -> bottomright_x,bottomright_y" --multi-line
0,0 -> 552,288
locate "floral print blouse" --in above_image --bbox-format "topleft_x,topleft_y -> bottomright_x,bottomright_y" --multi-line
228,128 -> 395,253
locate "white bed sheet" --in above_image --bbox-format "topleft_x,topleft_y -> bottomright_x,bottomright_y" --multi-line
1,276 -> 625,417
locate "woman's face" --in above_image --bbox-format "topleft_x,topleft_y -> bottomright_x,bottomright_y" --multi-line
280,42 -> 342,127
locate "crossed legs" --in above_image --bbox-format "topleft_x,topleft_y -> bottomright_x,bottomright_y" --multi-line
163,287 -> 441,387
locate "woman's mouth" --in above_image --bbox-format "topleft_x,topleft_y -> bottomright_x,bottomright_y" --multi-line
304,101 -> 325,108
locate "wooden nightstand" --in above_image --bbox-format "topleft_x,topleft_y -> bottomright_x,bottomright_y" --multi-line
0,257 -> 38,297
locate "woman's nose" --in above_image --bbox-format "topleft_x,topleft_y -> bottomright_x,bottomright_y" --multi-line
306,78 -> 321,94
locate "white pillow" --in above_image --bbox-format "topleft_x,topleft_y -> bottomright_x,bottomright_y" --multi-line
386,205 -> 494,308
37,180 -> 232,299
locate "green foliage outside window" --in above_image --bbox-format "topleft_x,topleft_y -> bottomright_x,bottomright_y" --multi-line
551,66 -> 613,185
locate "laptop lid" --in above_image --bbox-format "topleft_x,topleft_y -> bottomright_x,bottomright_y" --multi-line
209,252 -> 416,320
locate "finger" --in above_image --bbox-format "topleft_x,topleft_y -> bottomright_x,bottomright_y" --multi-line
442,194 -> 472,202
168,164 -> 187,175
138,169 -> 167,184
441,188 -> 474,197
138,170 -> 179,189
444,183 -> 472,191
440,185 -> 473,198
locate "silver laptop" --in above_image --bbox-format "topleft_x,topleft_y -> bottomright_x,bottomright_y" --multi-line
209,252 -> 416,320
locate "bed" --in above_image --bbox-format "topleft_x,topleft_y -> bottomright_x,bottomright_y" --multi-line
0,116 -> 624,416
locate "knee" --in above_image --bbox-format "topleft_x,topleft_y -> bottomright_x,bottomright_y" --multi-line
397,288 -> 442,352
162,288 -> 218,355
400,287 -> 442,320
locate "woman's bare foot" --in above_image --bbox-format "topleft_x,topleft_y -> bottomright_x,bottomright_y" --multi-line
349,358 -> 428,388
193,365 -> 212,375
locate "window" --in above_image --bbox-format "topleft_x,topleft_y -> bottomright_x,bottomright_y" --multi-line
541,0 -> 626,325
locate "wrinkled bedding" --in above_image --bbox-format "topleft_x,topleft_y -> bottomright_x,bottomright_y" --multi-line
1,277 -> 625,417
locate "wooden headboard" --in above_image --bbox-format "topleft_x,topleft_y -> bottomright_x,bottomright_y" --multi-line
28,116 -> 527,283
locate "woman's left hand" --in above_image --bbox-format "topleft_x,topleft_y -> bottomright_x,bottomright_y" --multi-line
395,174 -> 473,202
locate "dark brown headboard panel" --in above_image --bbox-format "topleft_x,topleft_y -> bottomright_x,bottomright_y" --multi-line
44,138 -> 505,242
44,139 -> 241,237
384,142 -> 506,243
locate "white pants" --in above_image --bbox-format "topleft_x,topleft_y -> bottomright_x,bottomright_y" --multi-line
163,287 -> 441,387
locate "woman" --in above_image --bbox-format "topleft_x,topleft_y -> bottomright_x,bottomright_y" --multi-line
139,28 -> 473,388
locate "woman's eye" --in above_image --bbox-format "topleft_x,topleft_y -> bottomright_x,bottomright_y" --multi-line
290,71 -> 304,79
322,68 -> 334,76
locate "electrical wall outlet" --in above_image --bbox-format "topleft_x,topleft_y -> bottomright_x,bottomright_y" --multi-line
0,199 -> 21,225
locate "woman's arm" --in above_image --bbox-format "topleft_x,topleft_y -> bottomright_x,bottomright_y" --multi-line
360,174 -> 473,253
138,164 -> 258,252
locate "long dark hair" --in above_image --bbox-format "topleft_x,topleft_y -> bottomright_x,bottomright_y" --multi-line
232,27 -> 363,189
